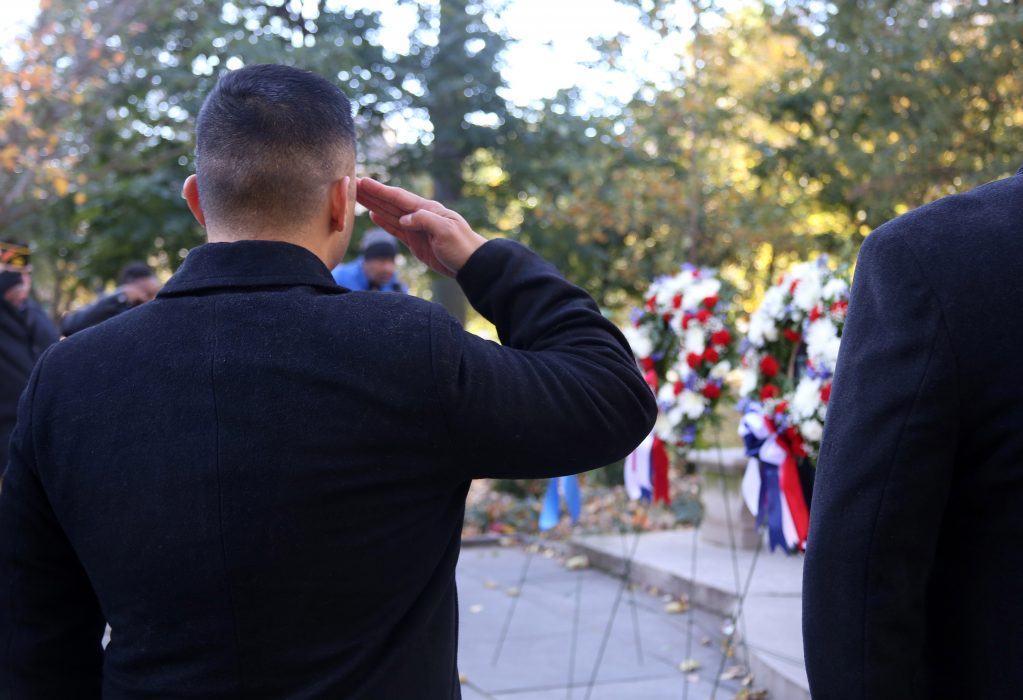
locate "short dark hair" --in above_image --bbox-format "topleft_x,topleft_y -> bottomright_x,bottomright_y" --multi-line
118,262 -> 155,285
195,64 -> 356,229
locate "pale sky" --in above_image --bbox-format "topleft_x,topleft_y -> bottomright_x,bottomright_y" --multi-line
0,0 -> 686,109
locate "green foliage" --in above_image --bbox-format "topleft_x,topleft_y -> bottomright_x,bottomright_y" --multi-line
4,0 -> 1023,320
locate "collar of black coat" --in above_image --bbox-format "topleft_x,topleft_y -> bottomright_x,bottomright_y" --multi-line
158,240 -> 344,298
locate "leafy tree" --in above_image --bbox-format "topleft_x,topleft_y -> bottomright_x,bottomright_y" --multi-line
765,0 -> 1023,242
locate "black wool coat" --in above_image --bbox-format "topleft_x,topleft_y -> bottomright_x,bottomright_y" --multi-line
0,298 -> 58,471
803,166 -> 1023,699
0,238 -> 656,699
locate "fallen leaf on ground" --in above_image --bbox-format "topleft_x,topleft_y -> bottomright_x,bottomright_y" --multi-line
664,598 -> 690,614
468,604 -> 484,614
679,658 -> 701,673
483,579 -> 498,589
720,665 -> 745,681
565,555 -> 589,570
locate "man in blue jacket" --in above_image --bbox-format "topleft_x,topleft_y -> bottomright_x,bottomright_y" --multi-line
332,227 -> 407,292
0,64 -> 656,699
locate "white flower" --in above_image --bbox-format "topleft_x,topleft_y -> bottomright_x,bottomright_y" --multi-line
792,271 -> 822,311
747,312 -> 777,347
622,326 -> 653,360
760,286 -> 787,319
710,361 -> 731,380
822,278 -> 849,301
800,419 -> 824,443
657,382 -> 676,405
791,377 -> 822,420
687,278 -> 721,308
805,319 -> 837,359
679,390 -> 707,420
655,410 -> 676,441
739,368 -> 759,397
684,327 -> 706,356
805,318 -> 843,372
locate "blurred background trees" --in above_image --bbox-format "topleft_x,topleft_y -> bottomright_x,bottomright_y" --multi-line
2,0 -> 1021,319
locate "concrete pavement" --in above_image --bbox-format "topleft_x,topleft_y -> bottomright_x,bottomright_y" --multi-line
455,543 -> 749,699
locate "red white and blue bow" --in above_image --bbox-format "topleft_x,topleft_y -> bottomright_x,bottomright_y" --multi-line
623,431 -> 670,505
739,411 -> 809,552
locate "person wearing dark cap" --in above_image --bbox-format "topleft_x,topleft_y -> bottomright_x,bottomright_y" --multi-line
0,241 -> 58,473
60,261 -> 161,337
330,227 -> 406,292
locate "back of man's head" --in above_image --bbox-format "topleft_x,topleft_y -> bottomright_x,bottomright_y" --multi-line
117,262 -> 155,286
195,64 -> 356,233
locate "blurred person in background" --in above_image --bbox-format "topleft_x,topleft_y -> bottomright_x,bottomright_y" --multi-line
331,227 -> 406,292
61,262 -> 161,337
0,241 -> 58,473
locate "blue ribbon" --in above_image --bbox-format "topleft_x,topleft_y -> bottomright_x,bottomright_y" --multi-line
742,422 -> 789,553
539,475 -> 582,531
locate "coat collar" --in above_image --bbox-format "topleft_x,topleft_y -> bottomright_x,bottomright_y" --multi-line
159,240 -> 344,298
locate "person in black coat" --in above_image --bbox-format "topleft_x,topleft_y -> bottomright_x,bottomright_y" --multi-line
0,65 -> 657,699
60,261 -> 161,337
803,165 -> 1023,699
0,243 -> 59,473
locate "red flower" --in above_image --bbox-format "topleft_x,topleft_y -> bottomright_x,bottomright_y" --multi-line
702,383 -> 722,400
783,328 -> 802,343
662,312 -> 673,323
703,347 -> 720,364
644,370 -> 658,390
682,312 -> 693,330
674,381 -> 684,396
703,295 -> 719,310
830,300 -> 849,315
789,279 -> 800,295
710,329 -> 731,347
775,400 -> 789,415
759,355 -> 780,378
687,353 -> 703,369
696,309 -> 711,324
646,295 -> 656,311
672,294 -> 683,309
760,384 -> 780,401
821,383 -> 832,403
809,305 -> 822,322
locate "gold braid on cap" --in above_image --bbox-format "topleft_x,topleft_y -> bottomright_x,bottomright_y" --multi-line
0,242 -> 31,272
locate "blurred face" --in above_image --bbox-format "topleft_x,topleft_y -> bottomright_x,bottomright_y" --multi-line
2,271 -> 31,307
123,275 -> 161,304
363,257 -> 396,287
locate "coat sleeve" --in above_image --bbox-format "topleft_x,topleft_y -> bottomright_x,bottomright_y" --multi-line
429,239 -> 657,480
0,351 -> 105,698
802,227 -> 959,699
60,292 -> 128,337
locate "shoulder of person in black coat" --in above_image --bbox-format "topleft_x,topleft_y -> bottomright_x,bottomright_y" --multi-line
803,167 -> 1023,699
60,291 -> 133,337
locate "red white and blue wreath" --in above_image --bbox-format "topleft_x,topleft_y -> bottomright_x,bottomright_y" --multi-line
736,257 -> 849,552
622,265 -> 735,504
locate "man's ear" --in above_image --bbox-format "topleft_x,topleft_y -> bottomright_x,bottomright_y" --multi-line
181,175 -> 206,228
329,176 -> 352,233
